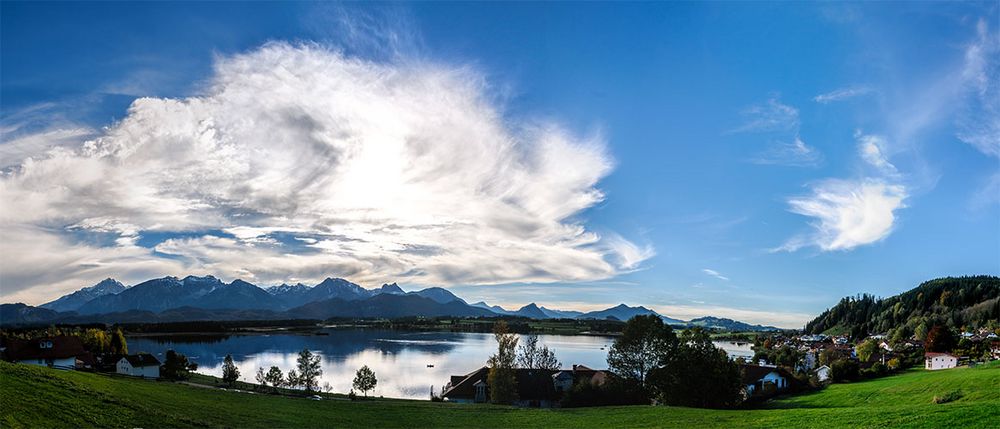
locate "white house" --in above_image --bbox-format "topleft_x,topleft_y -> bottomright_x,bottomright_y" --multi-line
741,365 -> 792,398
814,365 -> 831,382
924,352 -> 958,370
117,354 -> 161,378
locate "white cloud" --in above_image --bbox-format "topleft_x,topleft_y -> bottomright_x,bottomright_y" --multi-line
735,97 -> 823,168
781,178 -> 906,252
779,131 -> 908,252
750,136 -> 822,167
856,133 -> 898,175
957,18 -> 1000,159
0,127 -> 96,169
701,268 -> 729,281
0,43 -> 652,303
813,85 -> 873,104
732,97 -> 799,133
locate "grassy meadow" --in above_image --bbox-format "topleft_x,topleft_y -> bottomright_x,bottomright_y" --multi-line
1,360 -> 997,428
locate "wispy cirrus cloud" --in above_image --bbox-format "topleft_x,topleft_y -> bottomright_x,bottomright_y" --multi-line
0,42 -> 651,304
731,97 -> 800,133
733,96 -> 823,168
813,85 -> 874,104
750,136 -> 822,167
956,18 -> 999,160
701,268 -> 729,281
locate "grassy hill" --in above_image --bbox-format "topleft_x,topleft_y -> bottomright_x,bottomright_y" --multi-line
1,361 -> 997,428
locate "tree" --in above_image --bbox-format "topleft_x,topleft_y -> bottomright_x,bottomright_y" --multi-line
161,349 -> 197,380
606,315 -> 677,388
818,349 -> 840,366
486,321 -> 519,404
353,365 -> 377,397
265,366 -> 285,392
110,328 -> 128,355
295,348 -> 323,392
856,339 -> 878,362
830,358 -> 859,382
222,354 -> 240,387
647,328 -> 742,408
925,325 -> 956,353
255,367 -> 267,390
889,327 -> 909,346
914,322 -> 929,341
80,329 -> 111,355
516,335 -> 560,370
285,369 -> 299,389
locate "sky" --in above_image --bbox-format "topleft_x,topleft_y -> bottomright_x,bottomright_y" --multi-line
1,2 -> 998,328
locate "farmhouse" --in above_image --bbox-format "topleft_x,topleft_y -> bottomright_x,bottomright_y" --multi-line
117,354 -> 161,378
924,352 -> 957,370
442,364 -> 609,407
740,364 -> 794,399
1,336 -> 91,370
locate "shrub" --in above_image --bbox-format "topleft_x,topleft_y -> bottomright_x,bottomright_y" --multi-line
933,390 -> 963,404
831,358 -> 860,382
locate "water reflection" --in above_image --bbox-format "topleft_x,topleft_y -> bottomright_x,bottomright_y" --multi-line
127,329 -> 748,400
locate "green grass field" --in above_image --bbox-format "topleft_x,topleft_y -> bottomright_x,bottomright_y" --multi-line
1,360 -> 997,428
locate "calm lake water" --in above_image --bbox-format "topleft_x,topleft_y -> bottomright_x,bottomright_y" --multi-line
127,329 -> 753,400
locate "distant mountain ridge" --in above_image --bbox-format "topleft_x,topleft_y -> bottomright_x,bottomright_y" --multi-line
687,316 -> 780,332
9,275 -> 778,330
39,278 -> 127,312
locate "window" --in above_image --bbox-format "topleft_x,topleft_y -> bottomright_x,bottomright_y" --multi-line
475,384 -> 486,403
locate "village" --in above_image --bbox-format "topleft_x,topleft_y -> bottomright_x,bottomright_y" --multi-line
3,319 -> 999,409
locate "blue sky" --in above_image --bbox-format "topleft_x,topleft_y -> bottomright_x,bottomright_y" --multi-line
1,2 -> 997,327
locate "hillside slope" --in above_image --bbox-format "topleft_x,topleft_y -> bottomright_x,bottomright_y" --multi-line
2,361 -> 997,428
805,276 -> 1000,338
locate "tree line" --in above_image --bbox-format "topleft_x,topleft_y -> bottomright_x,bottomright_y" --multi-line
804,276 -> 1000,339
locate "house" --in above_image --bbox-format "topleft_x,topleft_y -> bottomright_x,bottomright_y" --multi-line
924,352 -> 958,370
552,364 -> 608,393
2,336 -> 88,370
117,354 -> 161,378
442,365 -> 609,407
740,364 -> 794,399
813,365 -> 831,382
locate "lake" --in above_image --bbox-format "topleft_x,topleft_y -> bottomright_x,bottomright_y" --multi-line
127,329 -> 753,400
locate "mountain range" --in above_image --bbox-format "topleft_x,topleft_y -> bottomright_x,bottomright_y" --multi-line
1,275 -> 780,331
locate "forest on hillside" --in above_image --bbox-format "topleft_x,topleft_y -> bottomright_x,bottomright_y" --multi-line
804,276 -> 1000,339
